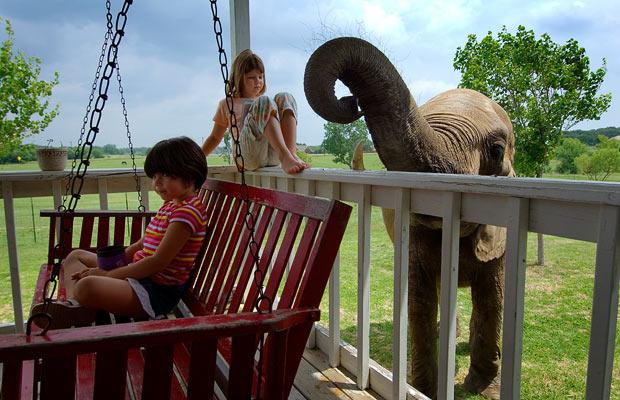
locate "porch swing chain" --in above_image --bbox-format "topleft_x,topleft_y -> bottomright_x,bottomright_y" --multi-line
210,1 -> 271,398
27,0 -> 135,336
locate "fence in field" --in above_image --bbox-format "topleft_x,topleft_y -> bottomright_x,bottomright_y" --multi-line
1,166 -> 619,400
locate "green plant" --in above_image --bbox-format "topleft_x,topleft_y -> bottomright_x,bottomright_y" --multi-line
454,25 -> 611,178
0,17 -> 59,157
321,119 -> 371,167
555,138 -> 589,174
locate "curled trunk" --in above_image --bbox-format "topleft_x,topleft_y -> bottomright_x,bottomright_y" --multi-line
304,37 -> 439,171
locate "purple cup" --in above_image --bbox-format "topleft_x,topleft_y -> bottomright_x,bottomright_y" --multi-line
97,245 -> 128,271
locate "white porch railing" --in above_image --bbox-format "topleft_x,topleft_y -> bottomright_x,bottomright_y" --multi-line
1,166 -> 619,400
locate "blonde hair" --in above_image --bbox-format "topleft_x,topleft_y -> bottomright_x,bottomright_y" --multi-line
230,49 -> 266,97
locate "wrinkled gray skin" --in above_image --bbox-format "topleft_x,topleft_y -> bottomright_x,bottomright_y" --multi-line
304,37 -> 515,399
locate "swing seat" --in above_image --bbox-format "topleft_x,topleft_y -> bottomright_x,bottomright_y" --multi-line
1,178 -> 352,399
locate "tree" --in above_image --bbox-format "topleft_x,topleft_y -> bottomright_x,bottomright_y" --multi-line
321,119 -> 371,167
555,138 -> 589,174
454,25 -> 611,178
0,18 -> 59,156
575,135 -> 620,181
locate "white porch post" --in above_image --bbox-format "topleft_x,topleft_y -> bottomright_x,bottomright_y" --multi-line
229,0 -> 250,57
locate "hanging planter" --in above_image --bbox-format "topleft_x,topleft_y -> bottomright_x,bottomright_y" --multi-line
36,140 -> 68,171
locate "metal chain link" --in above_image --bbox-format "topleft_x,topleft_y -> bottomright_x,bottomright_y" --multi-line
116,64 -> 144,211
27,0 -> 135,336
209,2 -> 271,397
62,1 -> 114,211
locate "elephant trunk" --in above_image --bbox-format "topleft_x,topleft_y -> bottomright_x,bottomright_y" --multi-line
304,37 -> 438,171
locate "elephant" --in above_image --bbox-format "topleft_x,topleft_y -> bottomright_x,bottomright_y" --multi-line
304,37 -> 515,399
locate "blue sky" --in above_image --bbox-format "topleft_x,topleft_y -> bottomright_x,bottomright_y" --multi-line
1,0 -> 619,147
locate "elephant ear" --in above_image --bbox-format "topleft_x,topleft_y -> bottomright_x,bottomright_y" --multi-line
473,224 -> 506,262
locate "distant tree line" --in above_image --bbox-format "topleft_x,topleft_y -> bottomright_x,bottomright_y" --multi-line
0,143 -> 150,164
563,126 -> 620,145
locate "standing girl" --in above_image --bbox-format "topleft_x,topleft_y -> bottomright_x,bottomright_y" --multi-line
202,49 -> 308,174
32,136 -> 208,328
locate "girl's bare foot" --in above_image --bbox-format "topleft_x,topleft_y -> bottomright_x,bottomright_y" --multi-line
280,154 -> 307,174
294,154 -> 311,169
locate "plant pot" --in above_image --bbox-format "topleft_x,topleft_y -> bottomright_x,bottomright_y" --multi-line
37,148 -> 68,171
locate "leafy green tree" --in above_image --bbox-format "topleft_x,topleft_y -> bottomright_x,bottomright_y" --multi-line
454,25 -> 611,178
576,148 -> 620,181
321,119 -> 371,167
574,135 -> 620,180
0,18 -> 59,156
555,138 -> 589,174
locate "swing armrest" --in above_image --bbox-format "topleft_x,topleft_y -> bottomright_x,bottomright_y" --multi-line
0,308 -> 319,359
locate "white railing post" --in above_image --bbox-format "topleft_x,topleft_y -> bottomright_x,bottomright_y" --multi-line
357,184 -> 371,389
229,0 -> 250,58
586,205 -> 620,399
501,197 -> 529,399
329,182 -> 342,367
2,182 -> 24,333
329,252 -> 341,367
438,192 -> 461,400
98,178 -> 109,210
392,188 -> 410,400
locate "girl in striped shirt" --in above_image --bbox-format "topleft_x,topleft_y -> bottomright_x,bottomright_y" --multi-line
32,137 -> 208,329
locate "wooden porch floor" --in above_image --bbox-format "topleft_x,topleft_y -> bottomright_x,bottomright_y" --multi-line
293,347 -> 382,400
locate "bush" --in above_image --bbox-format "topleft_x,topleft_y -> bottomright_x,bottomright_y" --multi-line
555,138 -> 589,174
575,147 -> 620,180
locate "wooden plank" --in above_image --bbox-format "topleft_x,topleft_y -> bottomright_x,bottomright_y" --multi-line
1,361 -> 22,400
142,345 -> 174,400
293,355 -> 350,399
227,335 -> 256,398
328,181 -> 342,368
187,340 -> 217,400
76,353 -> 97,399
113,216 -> 126,246
392,188 -> 410,400
2,182 -> 24,332
500,198 -> 529,399
586,205 -> 620,399
98,178 -> 109,210
40,355 -> 77,400
243,209 -> 288,312
97,216 -> 110,249
228,205 -> 272,313
357,184 -> 371,389
329,252 -> 341,367
79,216 -> 95,249
94,350 -> 127,400
278,219 -> 320,309
302,347 -> 379,400
437,192 -> 461,400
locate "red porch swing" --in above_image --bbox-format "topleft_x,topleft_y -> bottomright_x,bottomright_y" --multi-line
0,1 -> 352,399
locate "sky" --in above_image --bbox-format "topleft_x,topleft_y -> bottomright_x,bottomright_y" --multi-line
1,0 -> 619,148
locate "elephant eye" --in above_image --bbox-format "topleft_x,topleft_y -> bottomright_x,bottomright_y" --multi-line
490,142 -> 505,160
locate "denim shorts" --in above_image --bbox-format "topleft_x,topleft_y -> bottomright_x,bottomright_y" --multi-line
127,277 -> 186,319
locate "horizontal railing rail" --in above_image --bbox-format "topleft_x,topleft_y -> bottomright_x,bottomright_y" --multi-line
1,166 -> 619,400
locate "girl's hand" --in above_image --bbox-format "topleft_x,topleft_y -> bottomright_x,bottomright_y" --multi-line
71,268 -> 108,281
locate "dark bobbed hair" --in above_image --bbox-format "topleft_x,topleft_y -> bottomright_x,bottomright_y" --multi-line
230,49 -> 266,97
144,136 -> 207,190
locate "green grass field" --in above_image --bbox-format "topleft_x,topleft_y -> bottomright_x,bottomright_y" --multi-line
1,153 -> 619,398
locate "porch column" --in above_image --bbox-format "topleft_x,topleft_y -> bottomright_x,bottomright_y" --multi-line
229,0 -> 250,57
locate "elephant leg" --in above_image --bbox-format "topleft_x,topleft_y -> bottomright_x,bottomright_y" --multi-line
464,257 -> 504,399
409,229 -> 441,398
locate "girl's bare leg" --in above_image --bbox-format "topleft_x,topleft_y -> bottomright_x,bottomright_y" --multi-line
280,109 -> 310,167
264,115 -> 307,174
62,249 -> 98,299
73,276 -> 148,318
